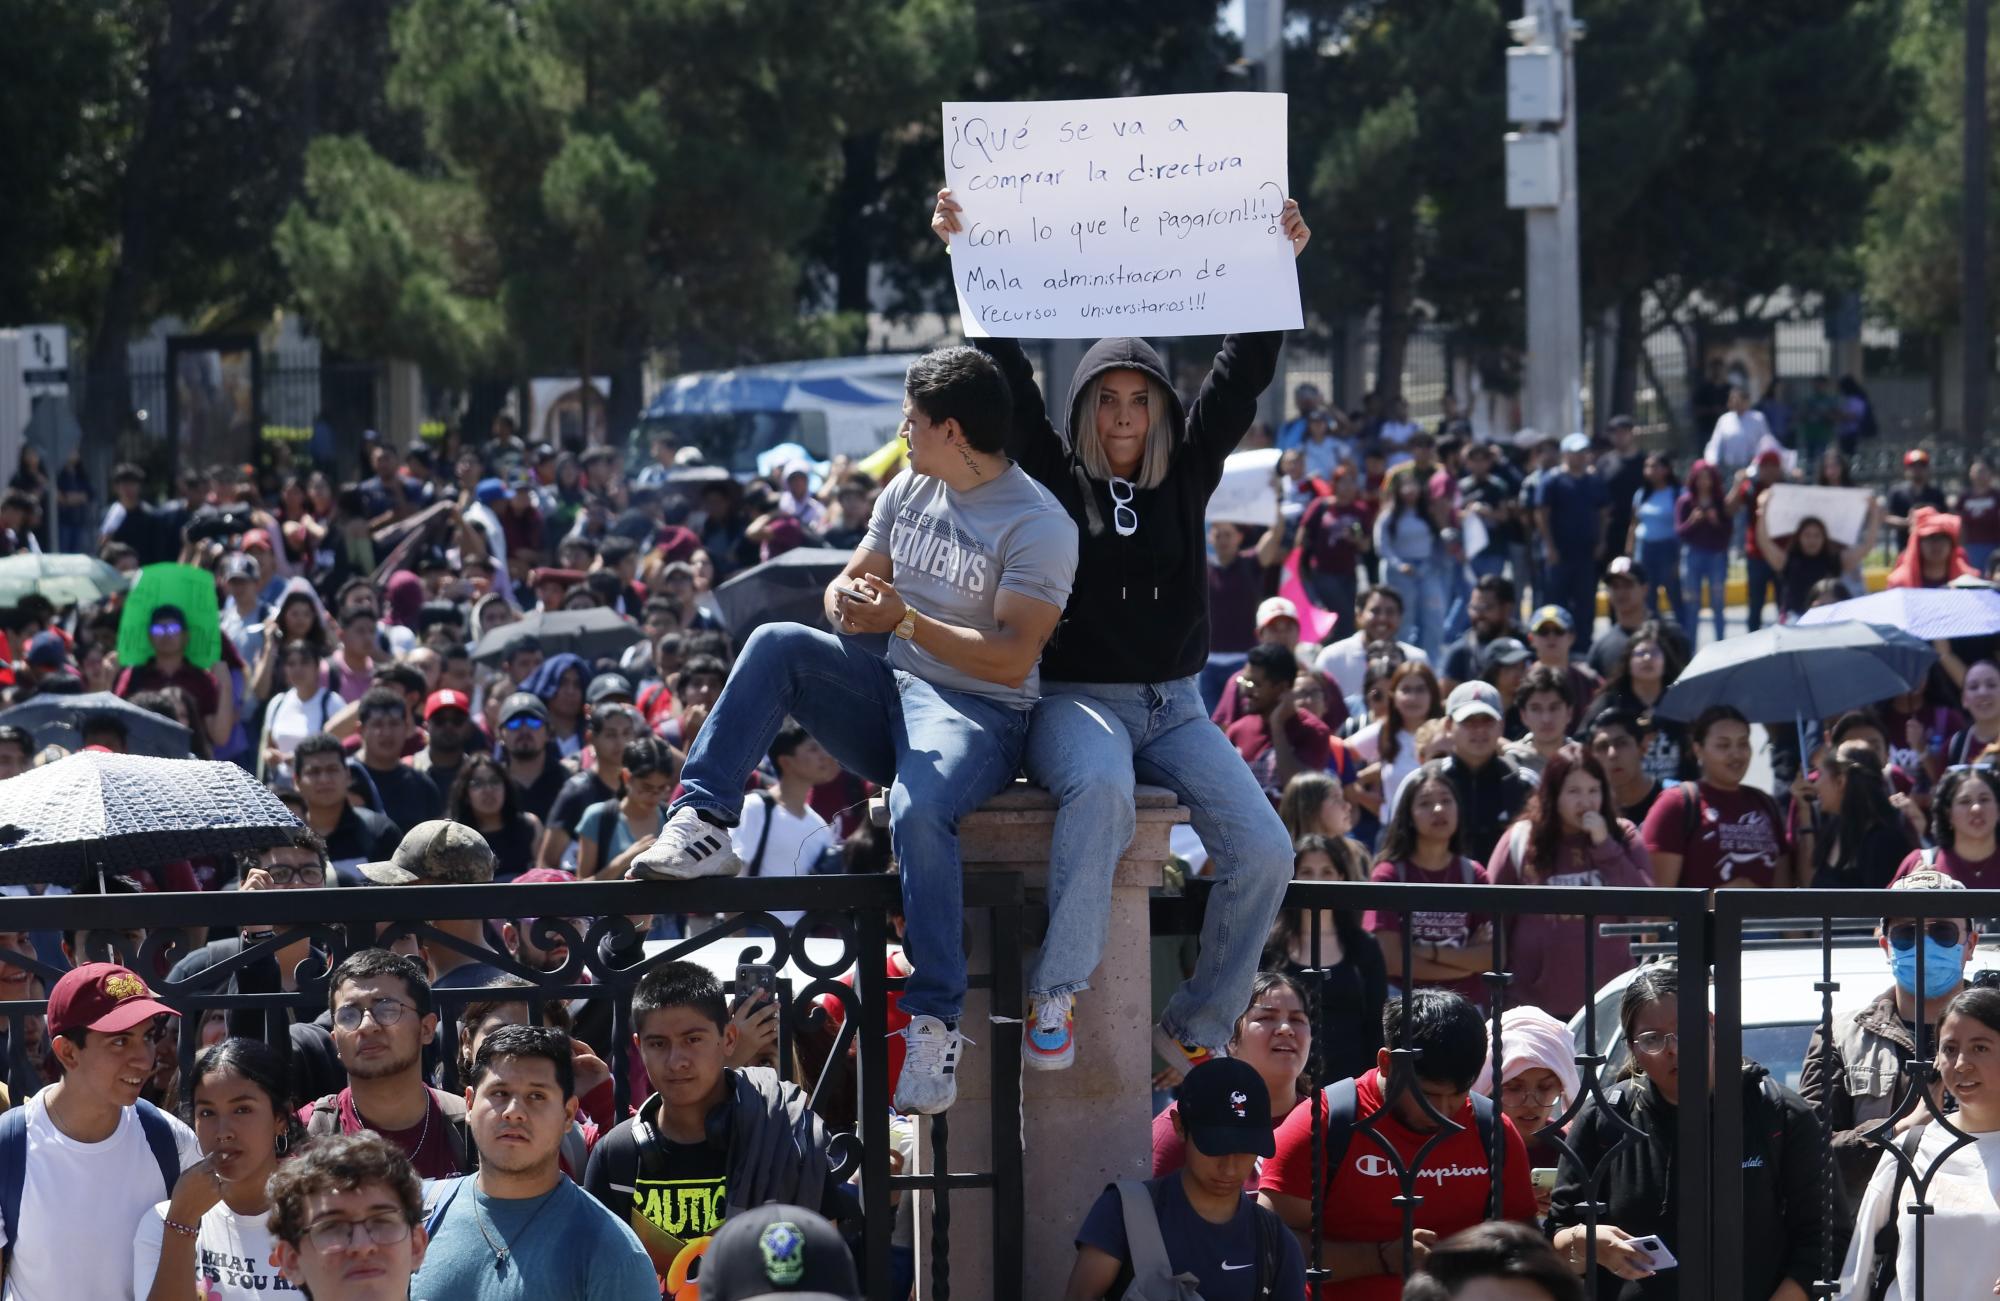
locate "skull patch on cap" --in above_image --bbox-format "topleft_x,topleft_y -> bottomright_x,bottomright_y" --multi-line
760,1220 -> 805,1285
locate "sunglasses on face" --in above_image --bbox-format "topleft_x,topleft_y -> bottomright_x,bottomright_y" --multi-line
149,622 -> 184,638
504,716 -> 545,731
1887,921 -> 1964,951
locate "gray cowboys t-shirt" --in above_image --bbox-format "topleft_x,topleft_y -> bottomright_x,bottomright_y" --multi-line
860,463 -> 1077,707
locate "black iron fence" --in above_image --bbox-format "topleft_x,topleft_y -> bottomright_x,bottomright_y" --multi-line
1152,880 -> 2000,1300
0,874 -> 1026,1301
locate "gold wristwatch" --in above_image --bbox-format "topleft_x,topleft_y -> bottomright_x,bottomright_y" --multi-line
894,609 -> 918,640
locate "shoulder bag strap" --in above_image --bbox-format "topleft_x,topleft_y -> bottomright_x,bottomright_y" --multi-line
1114,1180 -> 1182,1297
746,790 -> 777,877
0,1104 -> 27,1261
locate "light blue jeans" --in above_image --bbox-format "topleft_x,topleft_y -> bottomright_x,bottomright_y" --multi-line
1024,676 -> 1293,1049
1682,545 -> 1728,643
672,622 -> 1028,1025
1386,555 -> 1450,661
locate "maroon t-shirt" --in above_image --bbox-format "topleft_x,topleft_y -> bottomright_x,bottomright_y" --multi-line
1893,846 -> 2000,890
1208,554 -> 1266,654
1226,710 -> 1334,802
1960,492 -> 2000,546
1640,780 -> 1790,889
1364,856 -> 1492,1007
114,661 -> 219,722
1298,496 -> 1373,577
298,1087 -> 464,1180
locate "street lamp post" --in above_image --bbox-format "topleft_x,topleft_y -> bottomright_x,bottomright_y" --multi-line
1505,0 -> 1584,440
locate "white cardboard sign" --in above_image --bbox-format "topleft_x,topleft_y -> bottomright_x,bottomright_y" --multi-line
1207,449 -> 1282,526
941,93 -> 1303,338
1763,483 -> 1874,547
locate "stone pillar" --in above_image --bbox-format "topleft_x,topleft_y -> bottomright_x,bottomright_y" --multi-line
908,781 -> 1187,1301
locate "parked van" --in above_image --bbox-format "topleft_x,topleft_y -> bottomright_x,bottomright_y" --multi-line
633,353 -> 919,477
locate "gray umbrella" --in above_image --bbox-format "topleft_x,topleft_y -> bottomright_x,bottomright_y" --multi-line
715,548 -> 851,638
0,692 -> 194,759
1655,621 -> 1937,725
470,606 -> 645,666
0,752 -> 302,885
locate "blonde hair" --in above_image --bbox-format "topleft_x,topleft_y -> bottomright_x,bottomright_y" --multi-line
1075,372 -> 1174,489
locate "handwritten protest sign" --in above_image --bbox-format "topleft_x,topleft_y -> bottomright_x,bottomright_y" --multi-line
941,93 -> 1302,338
1763,483 -> 1874,546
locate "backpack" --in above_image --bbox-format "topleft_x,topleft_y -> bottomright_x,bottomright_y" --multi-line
742,790 -> 777,878
1866,1126 -> 1928,1301
0,1098 -> 182,1257
307,1088 -> 471,1173
1113,1178 -> 1286,1300
1318,1076 -> 1498,1199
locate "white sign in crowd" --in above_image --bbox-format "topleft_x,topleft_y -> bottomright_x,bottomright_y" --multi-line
941,92 -> 1304,338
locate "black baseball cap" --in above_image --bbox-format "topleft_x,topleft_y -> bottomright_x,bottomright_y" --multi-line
1178,1058 -> 1275,1158
701,1203 -> 859,1301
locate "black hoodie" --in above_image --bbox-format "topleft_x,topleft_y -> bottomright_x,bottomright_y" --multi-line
1548,1061 -> 1829,1301
972,332 -> 1281,684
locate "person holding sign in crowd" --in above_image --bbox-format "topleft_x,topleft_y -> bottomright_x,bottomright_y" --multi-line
933,185 -> 1310,1080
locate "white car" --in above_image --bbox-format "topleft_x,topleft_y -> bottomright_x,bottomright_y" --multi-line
1567,930 -> 2000,1091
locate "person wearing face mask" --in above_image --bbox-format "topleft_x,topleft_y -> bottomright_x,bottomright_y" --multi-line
1800,871 -> 1982,1209
1892,764 -> 2000,889
1837,983 -> 2000,1301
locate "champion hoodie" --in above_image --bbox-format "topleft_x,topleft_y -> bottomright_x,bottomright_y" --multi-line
972,331 -> 1281,684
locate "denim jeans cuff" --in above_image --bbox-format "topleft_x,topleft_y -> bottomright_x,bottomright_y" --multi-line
1028,978 -> 1091,1002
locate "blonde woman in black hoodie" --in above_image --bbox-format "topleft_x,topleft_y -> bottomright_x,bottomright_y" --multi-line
932,187 -> 1311,1079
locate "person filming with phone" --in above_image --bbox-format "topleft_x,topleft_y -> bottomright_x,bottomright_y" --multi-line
1548,964 -> 1823,1300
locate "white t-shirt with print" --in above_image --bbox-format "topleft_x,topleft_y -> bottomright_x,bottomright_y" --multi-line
133,1199 -> 282,1301
731,793 -> 834,927
0,1093 -> 201,1301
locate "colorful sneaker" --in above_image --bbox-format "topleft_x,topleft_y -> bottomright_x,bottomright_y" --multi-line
893,1015 -> 962,1115
626,806 -> 741,881
1024,992 -> 1076,1071
1152,1024 -> 1217,1078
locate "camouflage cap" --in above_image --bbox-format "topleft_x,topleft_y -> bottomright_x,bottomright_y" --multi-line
359,819 -> 495,886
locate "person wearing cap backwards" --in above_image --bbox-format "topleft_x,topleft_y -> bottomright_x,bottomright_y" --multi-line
497,691 -> 570,824
1067,1058 -> 1305,1301
0,963 -> 202,1300
1392,681 -> 1539,866
930,187 -> 1307,1082
1534,434 -> 1608,655
1884,447 -> 1948,556
1800,870 -> 1983,1207
1586,556 -> 1691,682
702,1203 -> 862,1301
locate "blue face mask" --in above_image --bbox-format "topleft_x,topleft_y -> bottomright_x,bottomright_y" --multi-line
1890,935 -> 1967,997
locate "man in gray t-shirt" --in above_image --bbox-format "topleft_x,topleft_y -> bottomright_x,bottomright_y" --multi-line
631,346 -> 1076,1118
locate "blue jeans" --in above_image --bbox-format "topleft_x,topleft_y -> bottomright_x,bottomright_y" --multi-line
672,622 -> 1028,1024
1547,554 -> 1598,653
1023,677 -> 1292,1049
1745,552 -> 1775,633
1638,538 -> 1691,630
1387,556 -> 1450,661
1969,542 -> 1997,577
1683,545 -> 1728,643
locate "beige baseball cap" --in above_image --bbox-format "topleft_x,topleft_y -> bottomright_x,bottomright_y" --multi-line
359,819 -> 496,886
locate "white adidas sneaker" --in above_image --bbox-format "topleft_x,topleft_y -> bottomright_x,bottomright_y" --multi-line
626,806 -> 742,880
893,1015 -> 962,1115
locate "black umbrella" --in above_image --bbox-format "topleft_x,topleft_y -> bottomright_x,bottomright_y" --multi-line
0,752 -> 302,886
0,692 -> 194,759
714,548 -> 851,638
471,606 -> 646,666
1655,621 -> 1937,725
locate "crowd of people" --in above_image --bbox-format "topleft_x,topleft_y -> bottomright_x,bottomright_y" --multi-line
0,185 -> 1998,1299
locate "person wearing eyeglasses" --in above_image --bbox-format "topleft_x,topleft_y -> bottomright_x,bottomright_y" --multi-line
929,186 -> 1310,1082
113,602 -> 236,753
300,950 -> 469,1179
267,1131 -> 429,1300
1475,1005 -> 1580,1217
1549,963 -> 1822,1301
1800,870 -> 1981,1210
497,692 -> 569,824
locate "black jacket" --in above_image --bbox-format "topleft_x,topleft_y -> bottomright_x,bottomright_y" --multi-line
1436,752 -> 1539,865
973,332 -> 1281,684
1550,1062 -> 1827,1301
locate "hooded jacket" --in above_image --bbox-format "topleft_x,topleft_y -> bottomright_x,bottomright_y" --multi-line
973,332 -> 1281,684
1887,505 -> 1977,588
1549,1061 -> 1827,1301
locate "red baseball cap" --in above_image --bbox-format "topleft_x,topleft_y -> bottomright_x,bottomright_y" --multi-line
241,528 -> 274,552
46,962 -> 178,1038
423,689 -> 472,720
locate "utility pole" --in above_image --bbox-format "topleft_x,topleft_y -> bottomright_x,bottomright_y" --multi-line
1245,0 -> 1288,438
1966,0 -> 1989,441
1505,0 -> 1584,439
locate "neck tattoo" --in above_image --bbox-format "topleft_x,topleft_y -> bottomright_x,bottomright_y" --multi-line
958,446 -> 983,478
